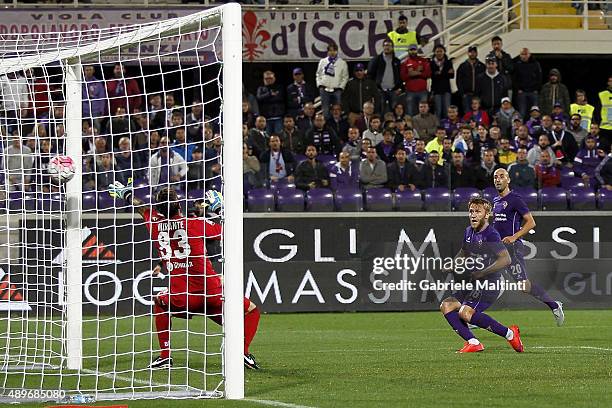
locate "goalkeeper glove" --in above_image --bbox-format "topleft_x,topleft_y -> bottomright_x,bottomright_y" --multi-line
109,178 -> 133,202
204,190 -> 223,213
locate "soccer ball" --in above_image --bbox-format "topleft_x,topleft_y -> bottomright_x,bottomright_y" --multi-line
48,156 -> 76,183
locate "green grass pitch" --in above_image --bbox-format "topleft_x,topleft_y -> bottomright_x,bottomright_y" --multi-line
5,309 -> 612,408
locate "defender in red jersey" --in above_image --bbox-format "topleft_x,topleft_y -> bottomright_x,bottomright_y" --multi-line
109,182 -> 260,369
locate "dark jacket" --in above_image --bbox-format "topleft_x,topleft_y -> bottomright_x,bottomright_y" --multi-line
548,129 -> 578,163
286,82 -> 317,117
256,83 -> 285,119
294,159 -> 330,190
341,77 -> 380,115
410,162 -> 449,189
487,50 -> 514,76
247,128 -> 269,159
386,161 -> 412,190
259,148 -> 296,180
456,59 -> 486,96
450,164 -> 477,189
279,128 -> 306,154
512,55 -> 542,93
475,162 -> 505,190
326,116 -> 350,143
304,126 -> 341,156
430,56 -> 454,94
475,72 -> 512,112
539,81 -> 570,116
367,53 -> 403,91
376,141 -> 398,164
507,161 -> 536,188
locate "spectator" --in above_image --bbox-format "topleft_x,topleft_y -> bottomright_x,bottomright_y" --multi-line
408,139 -> 428,164
204,136 -> 222,189
316,43 -> 349,119
456,45 -> 486,115
243,143 -> 262,189
574,135 -> 603,187
475,56 -> 511,116
489,125 -> 503,150
527,134 -> 557,166
595,150 -> 612,190
327,104 -> 350,143
426,127 -> 447,163
106,63 -> 142,115
106,106 -> 131,147
586,122 -> 601,148
0,71 -> 30,135
367,38 -> 403,115
597,76 -> 612,150
354,101 -> 376,135
486,36 -> 513,77
567,113 -> 588,147
256,70 -> 285,134
362,114 -> 384,146
386,103 -> 411,124
512,48 -> 541,119
422,150 -> 449,188
260,134 -> 295,184
305,113 -> 340,156
539,68 -> 570,116
526,106 -> 543,136
441,105 -> 462,138
441,138 -> 454,164
342,127 -> 362,161
295,145 -> 330,191
247,116 -> 269,158
359,138 -> 372,160
243,99 -> 255,129
387,148 -> 414,191
187,148 -> 205,191
570,89 -> 595,132
296,102 -> 316,133
242,83 -> 259,117
6,136 -> 33,191
81,65 -> 106,130
535,150 -> 561,188
170,127 -> 196,162
280,115 -> 306,154
376,128 -> 398,164
463,96 -> 490,128
149,136 -> 188,188
166,110 -> 185,140
35,138 -> 54,191
476,149 -> 504,189
26,68 -> 53,120
148,94 -> 165,131
286,67 -> 316,118
498,137 -> 517,166
186,100 -> 204,142
387,15 -> 421,58
507,147 -> 536,188
400,127 -> 417,154
450,150 -> 476,189
400,44 -> 431,117
411,100 -> 439,142
453,126 -> 473,154
541,114 -> 554,137
495,97 -> 521,139
342,63 -> 380,125
359,146 -> 388,190
329,151 -> 360,190
430,44 -> 454,119
551,102 -> 570,124
548,117 -> 578,163
91,152 -> 121,191
115,136 -> 144,180
164,94 -> 181,129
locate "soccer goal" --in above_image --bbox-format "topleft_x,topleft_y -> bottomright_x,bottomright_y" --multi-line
0,3 -> 243,403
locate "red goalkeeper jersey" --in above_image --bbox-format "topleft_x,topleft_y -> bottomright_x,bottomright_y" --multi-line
143,208 -> 222,295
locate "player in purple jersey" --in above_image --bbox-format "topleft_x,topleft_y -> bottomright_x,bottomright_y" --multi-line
440,197 -> 524,353
492,168 -> 565,326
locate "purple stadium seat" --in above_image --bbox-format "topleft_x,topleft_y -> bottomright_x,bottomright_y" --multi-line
395,189 -> 423,211
187,189 -> 205,200
97,193 -> 116,211
306,188 -> 334,212
561,176 -> 585,190
365,188 -> 393,211
560,167 -> 574,177
569,187 -> 597,210
247,188 -> 275,212
513,187 -> 539,211
482,187 -> 497,203
598,189 -> 612,210
540,187 -> 568,210
317,154 -> 337,169
269,177 -> 296,192
208,177 -> 222,192
335,188 -> 364,212
424,187 -> 451,211
276,187 -> 305,212
452,187 -> 481,211
37,192 -> 63,212
132,177 -> 148,187
82,193 -> 96,211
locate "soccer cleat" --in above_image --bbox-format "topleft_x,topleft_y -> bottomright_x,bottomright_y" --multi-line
507,325 -> 524,353
244,353 -> 260,369
148,356 -> 173,369
552,301 -> 565,327
457,342 -> 484,353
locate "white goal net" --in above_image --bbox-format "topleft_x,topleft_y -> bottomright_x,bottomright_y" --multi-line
0,3 -> 243,403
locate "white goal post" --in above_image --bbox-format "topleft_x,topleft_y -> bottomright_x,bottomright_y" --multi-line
0,3 -> 243,403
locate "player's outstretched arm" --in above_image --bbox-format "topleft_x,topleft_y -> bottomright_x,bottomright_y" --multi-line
109,179 -> 147,218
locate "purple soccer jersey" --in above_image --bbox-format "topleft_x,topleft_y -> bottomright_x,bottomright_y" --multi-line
492,191 -> 530,240
461,224 -> 506,282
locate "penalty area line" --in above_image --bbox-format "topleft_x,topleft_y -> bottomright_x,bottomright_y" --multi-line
244,398 -> 316,408
531,346 -> 612,352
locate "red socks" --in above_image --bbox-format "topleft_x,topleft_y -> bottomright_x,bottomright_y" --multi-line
244,307 -> 260,354
154,303 -> 171,358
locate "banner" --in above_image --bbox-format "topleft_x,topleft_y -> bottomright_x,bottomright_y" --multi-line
242,9 -> 442,62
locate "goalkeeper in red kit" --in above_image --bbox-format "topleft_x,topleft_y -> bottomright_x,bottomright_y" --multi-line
109,180 -> 261,370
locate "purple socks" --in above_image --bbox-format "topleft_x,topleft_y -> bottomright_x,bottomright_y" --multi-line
470,311 -> 508,338
529,283 -> 558,310
444,311 -> 476,341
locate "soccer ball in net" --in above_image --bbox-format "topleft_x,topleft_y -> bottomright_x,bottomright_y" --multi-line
48,156 -> 76,183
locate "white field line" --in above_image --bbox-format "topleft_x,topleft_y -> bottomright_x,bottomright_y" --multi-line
244,398 -> 317,408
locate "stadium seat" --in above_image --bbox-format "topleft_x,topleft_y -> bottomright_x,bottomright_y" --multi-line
317,154 -> 337,169
8,192 -> 37,212
132,177 -> 148,187
513,187 -> 539,211
424,188 -> 451,211
452,187 -> 480,211
395,189 -> 423,211
561,176 -> 585,190
208,177 -> 222,192
482,186 -> 498,202
365,188 -> 393,211
187,189 -> 205,200
334,188 -> 364,212
540,187 -> 568,210
306,188 -> 334,212
276,187 -> 305,212
82,193 -> 96,211
560,167 -> 575,178
569,187 -> 597,210
37,192 -> 63,212
598,188 -> 612,210
97,193 -> 116,211
246,188 -> 275,212
269,177 -> 296,192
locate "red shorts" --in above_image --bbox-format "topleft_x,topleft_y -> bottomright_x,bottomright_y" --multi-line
156,290 -> 250,319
